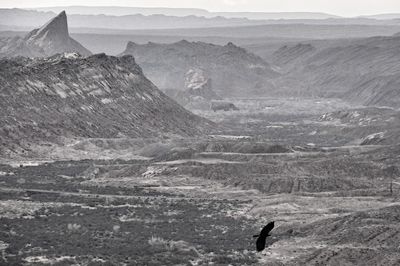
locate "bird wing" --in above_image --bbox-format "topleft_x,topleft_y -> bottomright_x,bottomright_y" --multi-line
260,222 -> 275,236
256,236 -> 266,252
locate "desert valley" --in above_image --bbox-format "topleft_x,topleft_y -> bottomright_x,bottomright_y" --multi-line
0,5 -> 400,265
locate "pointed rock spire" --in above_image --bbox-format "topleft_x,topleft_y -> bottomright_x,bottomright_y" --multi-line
32,10 -> 69,43
25,11 -> 69,44
20,11 -> 91,57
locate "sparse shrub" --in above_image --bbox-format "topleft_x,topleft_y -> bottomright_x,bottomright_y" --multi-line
67,223 -> 81,232
147,236 -> 200,256
113,225 -> 120,232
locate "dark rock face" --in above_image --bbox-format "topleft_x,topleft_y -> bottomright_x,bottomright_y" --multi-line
0,11 -> 91,58
0,54 -> 214,148
119,40 -> 278,97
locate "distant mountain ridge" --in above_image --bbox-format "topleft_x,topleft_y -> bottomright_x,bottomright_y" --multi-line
33,6 -> 211,17
0,11 -> 91,57
213,12 -> 340,20
2,9 -> 400,32
0,8 -> 269,30
33,6 -> 341,20
119,40 -> 278,97
361,14 -> 400,20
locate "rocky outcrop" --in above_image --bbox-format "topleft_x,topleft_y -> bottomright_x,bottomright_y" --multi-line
184,68 -> 219,100
0,11 -> 91,58
166,68 -> 221,110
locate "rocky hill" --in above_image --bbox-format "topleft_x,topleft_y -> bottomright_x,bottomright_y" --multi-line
0,11 -> 91,58
119,40 -> 278,97
0,53 -> 214,155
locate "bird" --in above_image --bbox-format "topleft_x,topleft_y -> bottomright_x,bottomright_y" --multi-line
253,221 -> 275,252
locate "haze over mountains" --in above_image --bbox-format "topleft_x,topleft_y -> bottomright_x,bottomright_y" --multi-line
3,7 -> 400,56
3,9 -> 399,109
1,9 -> 399,110
68,21 -> 400,55
361,13 -> 400,20
3,8 -> 400,33
0,8 -> 269,30
33,6 -> 342,20
30,6 -> 400,21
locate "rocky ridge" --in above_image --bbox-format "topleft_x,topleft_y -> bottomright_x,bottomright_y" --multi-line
0,53 -> 215,156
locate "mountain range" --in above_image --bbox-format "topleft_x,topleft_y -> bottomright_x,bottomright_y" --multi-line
0,9 -> 268,30
31,6 -> 400,21
32,6 -> 341,20
1,8 -> 399,120
3,8 -> 400,33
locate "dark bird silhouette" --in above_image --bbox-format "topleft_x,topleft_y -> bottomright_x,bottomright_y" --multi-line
253,221 -> 275,252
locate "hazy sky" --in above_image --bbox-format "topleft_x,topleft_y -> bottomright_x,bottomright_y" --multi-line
1,0 -> 400,17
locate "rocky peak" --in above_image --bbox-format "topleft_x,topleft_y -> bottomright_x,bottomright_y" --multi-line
25,11 -> 69,46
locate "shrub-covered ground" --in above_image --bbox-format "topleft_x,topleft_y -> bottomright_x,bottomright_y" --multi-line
0,160 -> 260,265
